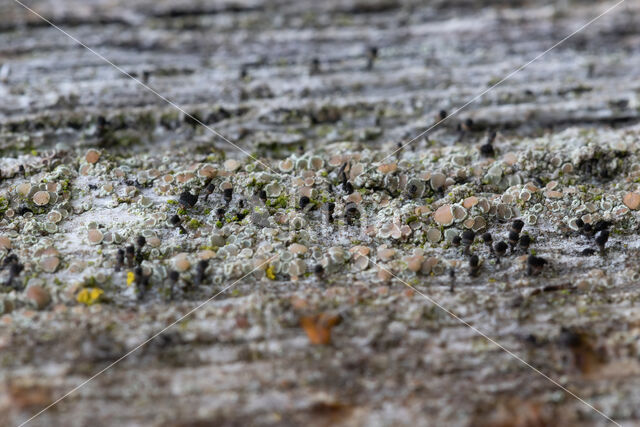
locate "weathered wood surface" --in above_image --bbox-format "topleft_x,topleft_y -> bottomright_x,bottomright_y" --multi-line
1,1 -> 640,426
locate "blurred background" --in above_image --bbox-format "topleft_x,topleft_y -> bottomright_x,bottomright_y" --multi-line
0,0 -> 638,159
1,1 -> 639,426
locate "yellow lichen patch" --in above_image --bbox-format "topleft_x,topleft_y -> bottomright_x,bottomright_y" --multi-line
76,287 -> 104,305
265,265 -> 276,280
127,271 -> 135,286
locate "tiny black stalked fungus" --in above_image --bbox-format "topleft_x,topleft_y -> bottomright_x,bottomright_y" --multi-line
309,57 -> 320,75
142,271 -> 151,289
469,255 -> 480,277
527,255 -> 547,276
223,187 -> 233,204
438,110 -> 447,121
508,230 -> 520,251
134,266 -> 147,299
314,264 -> 324,278
195,259 -> 209,286
518,234 -> 531,252
482,232 -> 492,247
2,253 -> 18,269
479,142 -> 494,157
448,268 -> 456,293
451,235 -> 461,247
115,248 -> 125,272
170,214 -> 186,233
136,235 -> 146,251
239,65 -> 248,80
395,141 -> 404,158
595,229 -> 609,253
343,181 -> 354,194
18,206 -> 32,216
179,191 -> 198,208
204,182 -> 216,200
345,202 -> 360,224
582,223 -> 594,237
558,327 -> 583,348
580,248 -> 596,256
575,218 -> 584,229
135,244 -> 144,264
126,245 -> 135,268
406,182 -> 419,198
216,207 -> 226,220
169,271 -> 180,282
480,131 -> 496,157
345,203 -> 359,216
168,270 -> 180,300
461,230 -> 475,246
486,130 -> 497,145
366,46 -> 378,70
5,262 -> 24,289
337,162 -> 347,182
96,115 -> 107,135
511,219 -> 524,234
259,189 -> 267,202
327,202 -> 335,223
494,241 -> 508,263
461,230 -> 475,255
299,196 -> 310,210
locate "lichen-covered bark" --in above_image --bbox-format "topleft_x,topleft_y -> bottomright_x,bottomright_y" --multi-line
1,1 -> 640,426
